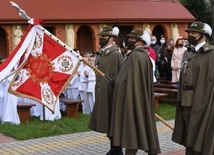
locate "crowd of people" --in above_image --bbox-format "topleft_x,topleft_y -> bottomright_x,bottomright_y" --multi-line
151,35 -> 188,83
0,21 -> 213,155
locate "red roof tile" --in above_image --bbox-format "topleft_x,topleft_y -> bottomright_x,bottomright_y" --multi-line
0,0 -> 195,24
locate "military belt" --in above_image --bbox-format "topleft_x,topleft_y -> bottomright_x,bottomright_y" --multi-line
183,85 -> 194,91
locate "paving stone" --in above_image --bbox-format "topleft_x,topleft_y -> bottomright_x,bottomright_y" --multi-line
0,120 -> 185,154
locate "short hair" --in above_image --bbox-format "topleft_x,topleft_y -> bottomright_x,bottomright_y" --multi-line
160,35 -> 165,39
151,36 -> 157,40
90,54 -> 95,57
84,50 -> 92,54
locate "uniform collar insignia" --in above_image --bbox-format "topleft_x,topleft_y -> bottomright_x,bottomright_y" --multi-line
105,50 -> 110,55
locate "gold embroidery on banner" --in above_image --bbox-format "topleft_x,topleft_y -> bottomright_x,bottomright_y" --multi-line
42,87 -> 54,105
57,55 -> 73,72
26,54 -> 54,84
33,32 -> 43,50
12,72 -> 24,87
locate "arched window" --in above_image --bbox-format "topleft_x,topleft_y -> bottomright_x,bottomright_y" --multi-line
0,27 -> 8,58
152,25 -> 165,45
76,25 -> 94,56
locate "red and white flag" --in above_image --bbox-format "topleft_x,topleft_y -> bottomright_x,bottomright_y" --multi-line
0,26 -> 37,82
9,21 -> 80,113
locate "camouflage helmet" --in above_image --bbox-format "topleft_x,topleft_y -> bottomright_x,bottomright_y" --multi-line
99,26 -> 119,37
186,21 -> 212,36
126,29 -> 151,46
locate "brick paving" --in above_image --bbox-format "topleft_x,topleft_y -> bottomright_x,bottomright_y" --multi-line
0,120 -> 185,154
160,149 -> 185,155
0,133 -> 16,144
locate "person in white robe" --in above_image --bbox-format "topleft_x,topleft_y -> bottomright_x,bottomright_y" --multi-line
0,80 -> 5,120
86,55 -> 96,112
150,57 -> 157,83
78,56 -> 91,114
40,98 -> 61,121
1,75 -> 20,124
64,74 -> 80,99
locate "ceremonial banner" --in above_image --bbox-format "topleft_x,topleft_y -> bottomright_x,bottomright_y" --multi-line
0,26 -> 36,82
9,25 -> 80,113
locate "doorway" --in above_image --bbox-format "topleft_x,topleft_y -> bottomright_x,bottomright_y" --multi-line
0,27 -> 8,58
152,25 -> 165,45
76,25 -> 94,56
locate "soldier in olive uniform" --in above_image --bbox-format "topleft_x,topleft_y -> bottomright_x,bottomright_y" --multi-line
89,26 -> 123,155
172,21 -> 214,155
110,29 -> 161,155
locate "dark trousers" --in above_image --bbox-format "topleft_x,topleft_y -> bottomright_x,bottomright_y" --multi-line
158,65 -> 165,78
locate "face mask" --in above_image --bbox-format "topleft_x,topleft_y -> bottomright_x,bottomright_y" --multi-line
167,49 -> 171,53
151,40 -> 156,45
178,44 -> 183,47
188,35 -> 202,46
160,40 -> 165,44
127,40 -> 138,50
99,37 -> 109,48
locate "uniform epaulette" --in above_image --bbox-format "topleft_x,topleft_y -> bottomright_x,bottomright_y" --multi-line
202,44 -> 214,52
104,45 -> 119,55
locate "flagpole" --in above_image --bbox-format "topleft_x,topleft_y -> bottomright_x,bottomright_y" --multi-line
10,1 -> 174,130
10,1 -> 112,84
155,113 -> 174,130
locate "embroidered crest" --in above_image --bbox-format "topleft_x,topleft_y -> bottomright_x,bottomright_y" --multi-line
12,72 -> 24,87
33,32 -> 43,50
26,54 -> 54,84
42,87 -> 54,105
57,55 -> 73,72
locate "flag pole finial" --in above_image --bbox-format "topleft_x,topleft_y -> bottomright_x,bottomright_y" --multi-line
10,1 -> 31,20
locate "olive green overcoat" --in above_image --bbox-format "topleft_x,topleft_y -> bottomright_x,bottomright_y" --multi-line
110,47 -> 161,154
172,44 -> 214,155
89,45 -> 123,134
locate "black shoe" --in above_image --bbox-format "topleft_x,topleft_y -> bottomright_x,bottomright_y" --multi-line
113,151 -> 123,155
106,148 -> 123,155
106,149 -> 114,155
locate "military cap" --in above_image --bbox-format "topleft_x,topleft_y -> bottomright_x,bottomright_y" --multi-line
99,26 -> 119,37
186,21 -> 212,36
126,29 -> 151,46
